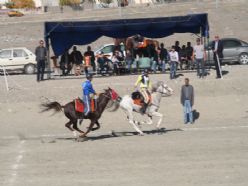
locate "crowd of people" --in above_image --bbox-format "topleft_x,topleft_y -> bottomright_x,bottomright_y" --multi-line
36,35 -> 223,82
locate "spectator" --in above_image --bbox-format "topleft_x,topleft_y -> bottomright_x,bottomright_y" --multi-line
169,46 -> 179,79
159,43 -> 168,73
150,44 -> 159,73
180,78 -> 194,124
35,40 -> 47,82
125,49 -> 133,73
60,50 -> 72,76
175,41 -> 181,70
179,45 -> 187,70
211,35 -> 224,79
84,46 -> 96,73
192,38 -> 206,78
97,52 -> 110,75
175,40 -> 181,53
186,42 -> 193,62
71,46 -> 83,76
111,50 -> 124,75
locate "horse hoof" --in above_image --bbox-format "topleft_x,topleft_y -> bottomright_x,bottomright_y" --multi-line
138,133 -> 144,136
76,137 -> 87,142
72,131 -> 77,137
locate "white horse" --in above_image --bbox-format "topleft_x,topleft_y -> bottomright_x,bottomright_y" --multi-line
112,81 -> 173,135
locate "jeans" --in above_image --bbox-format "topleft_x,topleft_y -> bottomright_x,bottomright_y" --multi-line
37,60 -> 45,81
195,58 -> 205,77
170,61 -> 176,79
152,61 -> 157,72
126,60 -> 133,72
183,100 -> 193,123
161,60 -> 167,72
83,95 -> 90,115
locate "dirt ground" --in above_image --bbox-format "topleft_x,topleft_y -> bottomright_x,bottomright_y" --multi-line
0,65 -> 248,186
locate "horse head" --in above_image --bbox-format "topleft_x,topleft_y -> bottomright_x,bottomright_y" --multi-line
152,81 -> 173,96
103,87 -> 119,101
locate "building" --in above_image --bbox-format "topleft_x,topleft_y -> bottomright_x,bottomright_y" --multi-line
0,0 -> 8,4
34,0 -> 59,7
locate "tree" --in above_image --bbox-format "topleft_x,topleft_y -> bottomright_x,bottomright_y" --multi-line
59,0 -> 81,6
8,0 -> 35,9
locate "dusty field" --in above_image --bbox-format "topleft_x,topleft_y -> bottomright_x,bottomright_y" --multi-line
0,65 -> 248,186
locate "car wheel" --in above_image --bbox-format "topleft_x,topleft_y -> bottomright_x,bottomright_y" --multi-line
239,53 -> 248,65
24,64 -> 35,74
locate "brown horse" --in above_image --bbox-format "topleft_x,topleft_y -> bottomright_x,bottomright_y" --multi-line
41,88 -> 118,138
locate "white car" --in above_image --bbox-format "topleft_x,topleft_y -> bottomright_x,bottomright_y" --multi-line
0,47 -> 36,74
94,43 -> 126,60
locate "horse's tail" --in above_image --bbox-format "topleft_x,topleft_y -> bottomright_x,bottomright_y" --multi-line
40,101 -> 64,113
109,99 -> 121,112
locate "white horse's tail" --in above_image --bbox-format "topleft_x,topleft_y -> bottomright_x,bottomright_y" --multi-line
109,100 -> 121,112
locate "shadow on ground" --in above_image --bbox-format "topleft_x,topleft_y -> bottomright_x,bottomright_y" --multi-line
55,128 -> 183,142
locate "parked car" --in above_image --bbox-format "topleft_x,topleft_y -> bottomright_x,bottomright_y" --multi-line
8,10 -> 24,17
94,43 -> 126,60
206,38 -> 248,65
0,47 -> 36,74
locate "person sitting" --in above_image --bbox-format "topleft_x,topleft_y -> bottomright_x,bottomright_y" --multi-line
97,52 -> 110,75
82,74 -> 96,116
111,50 -> 124,75
134,69 -> 152,114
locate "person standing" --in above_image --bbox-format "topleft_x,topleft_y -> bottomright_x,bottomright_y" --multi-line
82,74 -> 96,116
192,38 -> 206,78
125,49 -> 133,73
35,40 -> 47,82
211,35 -> 224,79
84,46 -> 96,74
186,42 -> 193,69
159,43 -> 168,73
60,50 -> 72,76
71,46 -> 83,76
180,78 -> 194,124
169,46 -> 179,79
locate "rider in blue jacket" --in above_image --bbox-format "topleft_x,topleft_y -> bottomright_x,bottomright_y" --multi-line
82,74 -> 96,116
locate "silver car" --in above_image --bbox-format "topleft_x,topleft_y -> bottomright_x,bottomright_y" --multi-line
206,38 -> 248,65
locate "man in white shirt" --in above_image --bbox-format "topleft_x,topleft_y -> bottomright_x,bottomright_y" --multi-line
169,46 -> 179,79
192,38 -> 206,78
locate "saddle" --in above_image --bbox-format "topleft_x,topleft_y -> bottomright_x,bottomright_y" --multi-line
75,98 -> 96,113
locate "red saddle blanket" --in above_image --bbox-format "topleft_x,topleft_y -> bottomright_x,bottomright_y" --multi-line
75,98 -> 96,113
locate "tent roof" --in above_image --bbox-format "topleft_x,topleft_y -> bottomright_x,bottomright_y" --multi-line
45,13 -> 209,56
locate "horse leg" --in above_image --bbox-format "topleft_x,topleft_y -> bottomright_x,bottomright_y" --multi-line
91,120 -> 100,131
151,111 -> 163,128
127,110 -> 144,135
65,121 -> 74,131
141,115 -> 153,125
65,121 -> 78,137
72,120 -> 85,135
80,119 -> 96,138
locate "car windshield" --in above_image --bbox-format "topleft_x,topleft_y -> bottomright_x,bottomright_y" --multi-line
240,40 -> 248,45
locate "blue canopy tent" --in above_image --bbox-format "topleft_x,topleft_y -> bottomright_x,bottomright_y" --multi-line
44,13 -> 209,77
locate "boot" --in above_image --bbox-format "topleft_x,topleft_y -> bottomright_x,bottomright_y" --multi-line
140,103 -> 148,114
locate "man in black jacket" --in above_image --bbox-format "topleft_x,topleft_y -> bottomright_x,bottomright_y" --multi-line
211,35 -> 224,79
35,40 -> 47,82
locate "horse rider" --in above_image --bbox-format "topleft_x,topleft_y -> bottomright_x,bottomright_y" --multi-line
82,74 -> 96,116
135,69 -> 152,114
